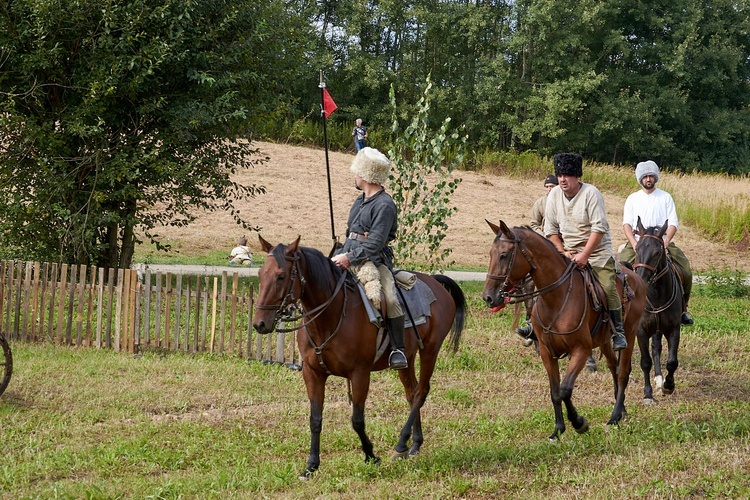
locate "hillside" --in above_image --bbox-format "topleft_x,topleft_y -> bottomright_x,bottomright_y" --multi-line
147,141 -> 750,273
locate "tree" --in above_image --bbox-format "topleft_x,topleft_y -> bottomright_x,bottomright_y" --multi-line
0,0 -> 311,267
387,77 -> 466,272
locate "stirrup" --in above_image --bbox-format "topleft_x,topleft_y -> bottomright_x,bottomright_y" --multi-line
389,350 -> 408,370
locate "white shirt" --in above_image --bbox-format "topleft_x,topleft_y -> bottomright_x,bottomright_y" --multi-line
622,188 -> 678,242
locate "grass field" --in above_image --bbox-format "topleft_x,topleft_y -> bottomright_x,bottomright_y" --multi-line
1,279 -> 749,498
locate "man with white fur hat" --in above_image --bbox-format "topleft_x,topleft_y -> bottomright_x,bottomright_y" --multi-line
621,160 -> 694,325
331,147 -> 408,369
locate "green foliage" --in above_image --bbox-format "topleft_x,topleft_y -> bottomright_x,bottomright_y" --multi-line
386,77 -> 467,272
696,271 -> 750,299
0,0 -> 310,268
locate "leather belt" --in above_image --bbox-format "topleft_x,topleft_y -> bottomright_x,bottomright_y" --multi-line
348,232 -> 368,242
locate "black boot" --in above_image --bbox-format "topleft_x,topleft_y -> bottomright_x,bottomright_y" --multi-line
515,323 -> 534,347
387,316 -> 408,370
681,311 -> 694,325
609,308 -> 627,351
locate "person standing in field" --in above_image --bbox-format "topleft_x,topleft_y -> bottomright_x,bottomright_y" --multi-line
620,160 -> 694,325
544,153 -> 628,351
352,118 -> 368,152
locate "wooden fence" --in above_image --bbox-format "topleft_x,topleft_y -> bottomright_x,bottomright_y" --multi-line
0,261 -> 299,365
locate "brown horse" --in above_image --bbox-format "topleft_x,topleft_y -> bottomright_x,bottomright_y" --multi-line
252,235 -> 466,478
482,221 -> 646,441
633,217 -> 684,403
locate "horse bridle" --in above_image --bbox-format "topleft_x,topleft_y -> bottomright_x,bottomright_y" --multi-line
255,252 -> 307,323
486,230 -> 576,304
255,249 -> 349,373
486,229 -> 588,336
633,234 -> 680,314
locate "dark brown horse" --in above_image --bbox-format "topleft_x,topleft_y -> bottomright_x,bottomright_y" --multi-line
482,221 -> 646,441
633,217 -> 683,403
252,236 -> 466,478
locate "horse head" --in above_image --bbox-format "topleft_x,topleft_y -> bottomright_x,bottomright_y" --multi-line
253,234 -> 303,334
634,217 -> 669,284
482,219 -> 533,311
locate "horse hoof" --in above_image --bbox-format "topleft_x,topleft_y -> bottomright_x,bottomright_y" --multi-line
299,468 -> 316,480
662,387 -> 674,396
575,419 -> 590,434
654,375 -> 664,389
643,398 -> 656,405
392,449 -> 409,460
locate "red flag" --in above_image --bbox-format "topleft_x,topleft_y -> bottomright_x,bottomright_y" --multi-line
322,88 -> 338,118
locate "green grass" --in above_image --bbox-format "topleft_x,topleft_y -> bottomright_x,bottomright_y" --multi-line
2,280 -> 749,498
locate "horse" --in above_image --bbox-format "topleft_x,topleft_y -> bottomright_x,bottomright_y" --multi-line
252,235 -> 466,478
482,220 -> 646,441
632,217 -> 684,403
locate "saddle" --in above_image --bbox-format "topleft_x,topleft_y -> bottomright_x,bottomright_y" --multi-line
350,270 -> 436,329
580,265 -> 635,339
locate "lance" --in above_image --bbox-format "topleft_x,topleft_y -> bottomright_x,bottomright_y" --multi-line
319,71 -> 338,256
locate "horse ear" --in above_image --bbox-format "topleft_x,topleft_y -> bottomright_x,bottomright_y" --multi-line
286,236 -> 301,255
498,220 -> 514,239
258,234 -> 273,252
636,216 -> 645,234
486,219 -> 500,235
658,219 -> 669,237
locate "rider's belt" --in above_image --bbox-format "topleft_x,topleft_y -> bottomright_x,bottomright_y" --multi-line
348,232 -> 368,242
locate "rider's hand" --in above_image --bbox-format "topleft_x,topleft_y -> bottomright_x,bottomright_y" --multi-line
331,253 -> 350,269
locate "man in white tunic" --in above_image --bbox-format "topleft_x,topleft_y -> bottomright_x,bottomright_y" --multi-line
620,160 -> 694,325
544,153 -> 628,351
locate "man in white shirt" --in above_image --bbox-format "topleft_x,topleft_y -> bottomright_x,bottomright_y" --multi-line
621,160 -> 694,325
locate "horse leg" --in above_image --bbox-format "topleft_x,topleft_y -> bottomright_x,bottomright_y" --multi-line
539,347 -> 565,441
608,343 -> 633,425
300,367 -> 327,479
395,352 -> 434,458
651,332 -> 664,391
559,350 -> 590,434
350,370 -> 380,465
638,329 -> 655,404
662,328 -> 680,395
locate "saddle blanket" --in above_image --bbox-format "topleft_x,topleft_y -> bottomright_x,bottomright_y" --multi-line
357,276 -> 436,328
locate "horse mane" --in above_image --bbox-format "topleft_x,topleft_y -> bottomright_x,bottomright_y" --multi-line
270,244 -> 343,295
514,225 -> 570,263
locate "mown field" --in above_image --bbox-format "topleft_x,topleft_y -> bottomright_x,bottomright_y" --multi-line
1,277 -> 749,499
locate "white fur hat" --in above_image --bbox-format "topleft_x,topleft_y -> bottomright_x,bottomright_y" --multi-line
350,147 -> 391,185
635,160 -> 660,184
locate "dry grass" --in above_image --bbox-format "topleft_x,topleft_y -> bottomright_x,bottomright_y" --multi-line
138,141 -> 750,273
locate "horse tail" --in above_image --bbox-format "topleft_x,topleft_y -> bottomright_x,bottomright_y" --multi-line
431,274 -> 466,353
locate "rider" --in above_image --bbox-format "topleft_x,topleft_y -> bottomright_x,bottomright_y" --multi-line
620,160 -> 694,325
516,173 -> 558,343
331,147 -> 408,370
544,153 -> 628,351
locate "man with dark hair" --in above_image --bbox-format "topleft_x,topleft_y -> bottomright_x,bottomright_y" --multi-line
544,153 -> 627,351
621,160 -> 694,325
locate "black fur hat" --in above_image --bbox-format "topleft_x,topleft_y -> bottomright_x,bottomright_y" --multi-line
553,153 -> 583,177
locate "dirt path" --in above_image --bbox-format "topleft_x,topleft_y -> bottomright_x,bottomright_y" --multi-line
150,141 -> 750,273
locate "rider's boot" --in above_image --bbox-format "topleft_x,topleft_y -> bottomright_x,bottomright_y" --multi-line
609,308 -> 627,351
515,321 -> 534,347
387,316 -> 408,370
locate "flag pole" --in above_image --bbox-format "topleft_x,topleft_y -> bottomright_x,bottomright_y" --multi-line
319,71 -> 338,256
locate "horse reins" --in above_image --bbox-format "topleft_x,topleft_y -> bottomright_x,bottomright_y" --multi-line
255,250 -> 349,374
487,229 -> 591,336
633,234 -> 680,314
